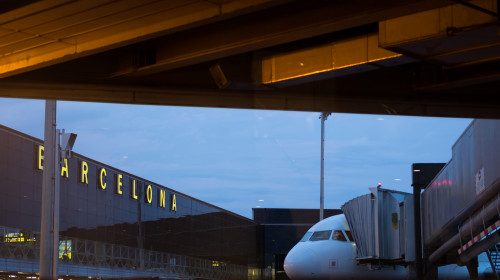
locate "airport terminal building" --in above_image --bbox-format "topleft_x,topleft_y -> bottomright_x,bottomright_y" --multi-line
0,124 -> 339,280
0,124 -> 261,279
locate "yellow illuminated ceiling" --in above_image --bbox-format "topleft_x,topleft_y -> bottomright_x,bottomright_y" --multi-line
0,0 -> 499,118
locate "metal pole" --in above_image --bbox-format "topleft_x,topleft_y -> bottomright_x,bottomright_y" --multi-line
319,113 -> 331,221
40,100 -> 58,280
53,128 -> 60,277
413,184 -> 423,280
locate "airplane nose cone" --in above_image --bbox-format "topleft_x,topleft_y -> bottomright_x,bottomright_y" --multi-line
284,246 -> 319,279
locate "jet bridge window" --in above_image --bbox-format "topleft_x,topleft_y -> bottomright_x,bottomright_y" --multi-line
309,230 -> 332,241
300,232 -> 313,242
331,230 -> 347,241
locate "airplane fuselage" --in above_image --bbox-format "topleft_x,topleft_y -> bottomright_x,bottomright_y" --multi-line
284,214 -> 491,280
285,233 -> 406,279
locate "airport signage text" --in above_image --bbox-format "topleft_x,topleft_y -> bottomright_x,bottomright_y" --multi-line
36,145 -> 177,212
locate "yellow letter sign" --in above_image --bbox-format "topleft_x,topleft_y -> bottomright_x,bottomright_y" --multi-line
116,174 -> 123,195
80,161 -> 88,184
60,158 -> 69,178
99,168 -> 107,190
158,189 -> 165,208
38,145 -> 44,170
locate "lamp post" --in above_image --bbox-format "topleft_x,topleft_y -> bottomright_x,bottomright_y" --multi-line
319,112 -> 331,221
39,100 -> 77,280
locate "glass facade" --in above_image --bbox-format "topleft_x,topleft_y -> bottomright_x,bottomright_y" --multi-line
0,125 -> 259,279
0,124 -> 345,280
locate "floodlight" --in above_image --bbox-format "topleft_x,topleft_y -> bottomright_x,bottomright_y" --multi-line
60,132 -> 77,158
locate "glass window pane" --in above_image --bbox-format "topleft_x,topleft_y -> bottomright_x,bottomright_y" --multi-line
300,232 -> 313,242
309,230 -> 332,241
332,230 -> 347,241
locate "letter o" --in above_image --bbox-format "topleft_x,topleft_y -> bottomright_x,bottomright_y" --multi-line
146,185 -> 153,204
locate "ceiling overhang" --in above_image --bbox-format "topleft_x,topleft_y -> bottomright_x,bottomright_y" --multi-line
1,0 -> 499,118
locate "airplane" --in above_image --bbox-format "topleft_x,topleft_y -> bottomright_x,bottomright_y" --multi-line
284,214 -> 494,280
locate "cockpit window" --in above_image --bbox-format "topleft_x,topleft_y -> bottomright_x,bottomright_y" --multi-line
300,232 -> 313,242
344,230 -> 353,242
309,230 -> 332,241
331,230 -> 347,241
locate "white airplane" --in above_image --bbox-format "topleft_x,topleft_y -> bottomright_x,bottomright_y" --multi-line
284,214 -> 493,280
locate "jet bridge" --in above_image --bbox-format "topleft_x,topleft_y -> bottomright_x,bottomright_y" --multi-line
340,119 -> 500,278
341,188 -> 415,264
421,119 -> 500,267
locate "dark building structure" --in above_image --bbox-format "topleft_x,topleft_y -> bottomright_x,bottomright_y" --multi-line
0,124 -> 342,280
253,208 -> 342,280
0,124 -> 260,279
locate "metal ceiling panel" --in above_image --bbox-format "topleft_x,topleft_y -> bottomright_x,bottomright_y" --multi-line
0,0 -> 281,78
0,1 -> 116,30
0,28 -> 12,38
62,1 -> 220,50
40,1 -> 198,40
261,34 -> 406,86
20,0 -> 162,35
379,0 -> 499,66
0,41 -> 72,67
0,37 -> 54,56
0,0 -> 73,24
0,32 -> 36,48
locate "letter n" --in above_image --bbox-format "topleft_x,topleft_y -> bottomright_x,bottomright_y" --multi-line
158,189 -> 165,208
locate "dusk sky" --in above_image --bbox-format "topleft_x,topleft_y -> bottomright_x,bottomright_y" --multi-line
0,97 -> 472,218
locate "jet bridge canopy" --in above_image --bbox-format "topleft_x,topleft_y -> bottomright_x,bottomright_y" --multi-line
342,188 -> 415,263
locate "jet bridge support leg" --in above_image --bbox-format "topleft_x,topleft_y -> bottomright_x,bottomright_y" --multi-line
466,257 -> 479,280
423,262 -> 438,280
413,183 -> 424,280
412,163 -> 446,280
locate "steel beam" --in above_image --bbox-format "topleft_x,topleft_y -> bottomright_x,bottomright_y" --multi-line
0,0 -> 285,78
111,0 -> 456,77
1,80 -> 500,118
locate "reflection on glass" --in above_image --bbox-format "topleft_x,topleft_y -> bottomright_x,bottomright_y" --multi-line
300,232 -> 313,242
0,123 -> 260,279
331,230 -> 347,241
59,240 -> 72,260
310,230 -> 332,241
